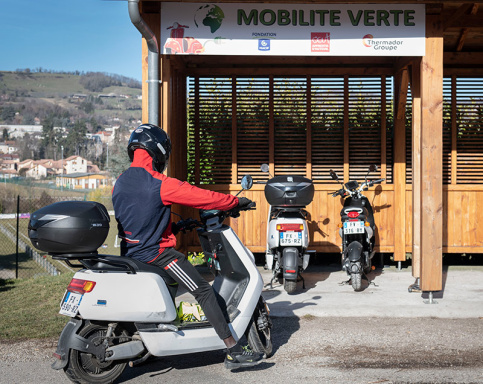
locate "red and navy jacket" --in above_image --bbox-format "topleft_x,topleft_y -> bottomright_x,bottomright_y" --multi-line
112,149 -> 239,263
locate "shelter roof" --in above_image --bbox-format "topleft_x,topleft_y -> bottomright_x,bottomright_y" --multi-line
148,1 -> 483,76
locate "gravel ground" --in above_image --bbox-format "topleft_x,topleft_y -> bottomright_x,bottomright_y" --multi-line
1,316 -> 482,384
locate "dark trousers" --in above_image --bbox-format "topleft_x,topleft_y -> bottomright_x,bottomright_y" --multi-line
150,248 -> 232,340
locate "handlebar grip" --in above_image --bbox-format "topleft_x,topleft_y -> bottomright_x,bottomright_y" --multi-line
373,179 -> 385,184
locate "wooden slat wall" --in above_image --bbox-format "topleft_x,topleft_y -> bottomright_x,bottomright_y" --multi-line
184,75 -> 483,254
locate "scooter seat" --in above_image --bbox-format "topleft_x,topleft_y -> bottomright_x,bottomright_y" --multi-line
83,255 -> 173,280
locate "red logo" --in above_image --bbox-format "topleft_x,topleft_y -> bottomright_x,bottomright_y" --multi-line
363,34 -> 373,47
311,32 -> 330,53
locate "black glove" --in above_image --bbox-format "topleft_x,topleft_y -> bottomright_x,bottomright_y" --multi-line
237,197 -> 253,208
171,221 -> 180,235
172,219 -> 196,235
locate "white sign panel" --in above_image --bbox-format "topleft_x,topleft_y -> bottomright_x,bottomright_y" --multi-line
160,3 -> 425,56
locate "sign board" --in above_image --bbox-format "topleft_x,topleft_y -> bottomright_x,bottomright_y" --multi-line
160,3 -> 426,56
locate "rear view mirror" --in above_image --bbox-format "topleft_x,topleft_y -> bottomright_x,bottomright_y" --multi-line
369,164 -> 378,172
241,175 -> 253,191
329,169 -> 339,181
260,164 -> 269,173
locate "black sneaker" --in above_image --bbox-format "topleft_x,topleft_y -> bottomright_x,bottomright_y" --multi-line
224,344 -> 264,369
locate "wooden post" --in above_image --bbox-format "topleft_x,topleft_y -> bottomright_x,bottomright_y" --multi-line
411,60 -> 422,279
306,76 -> 312,179
269,76 -> 275,176
451,75 -> 457,185
420,13 -> 444,292
393,69 -> 409,262
194,76 -> 200,184
380,76 -> 387,181
343,76 -> 349,182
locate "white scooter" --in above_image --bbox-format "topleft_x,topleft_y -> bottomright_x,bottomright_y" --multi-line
260,164 -> 315,293
28,175 -> 272,384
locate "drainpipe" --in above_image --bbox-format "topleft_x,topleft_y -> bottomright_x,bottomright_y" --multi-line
128,0 -> 159,126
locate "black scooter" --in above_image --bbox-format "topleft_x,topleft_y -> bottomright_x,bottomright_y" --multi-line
329,165 -> 384,291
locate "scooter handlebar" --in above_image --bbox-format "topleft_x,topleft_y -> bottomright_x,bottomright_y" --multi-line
368,178 -> 385,186
330,189 -> 345,197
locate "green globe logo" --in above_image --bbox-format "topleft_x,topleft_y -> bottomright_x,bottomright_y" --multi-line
194,4 -> 225,33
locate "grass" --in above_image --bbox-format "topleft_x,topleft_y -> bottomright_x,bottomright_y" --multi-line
0,273 -> 74,340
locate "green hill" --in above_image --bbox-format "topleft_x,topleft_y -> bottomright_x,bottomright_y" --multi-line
0,70 -> 142,128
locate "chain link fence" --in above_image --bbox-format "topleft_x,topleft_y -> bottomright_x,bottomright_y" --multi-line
0,193 -> 117,281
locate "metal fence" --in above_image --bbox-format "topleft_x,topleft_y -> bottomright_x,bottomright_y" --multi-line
0,194 -> 116,280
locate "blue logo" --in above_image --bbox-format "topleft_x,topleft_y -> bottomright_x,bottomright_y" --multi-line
258,39 -> 270,51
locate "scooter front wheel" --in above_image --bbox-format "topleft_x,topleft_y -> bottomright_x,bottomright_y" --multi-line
64,321 -> 128,384
351,262 -> 363,291
245,297 -> 273,358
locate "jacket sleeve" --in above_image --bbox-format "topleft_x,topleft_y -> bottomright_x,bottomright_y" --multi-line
160,177 -> 239,210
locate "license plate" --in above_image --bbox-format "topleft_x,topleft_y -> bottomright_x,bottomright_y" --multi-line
280,231 -> 302,245
59,291 -> 83,317
343,221 -> 365,234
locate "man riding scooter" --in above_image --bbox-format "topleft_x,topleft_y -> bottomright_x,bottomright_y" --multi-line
112,124 -> 263,369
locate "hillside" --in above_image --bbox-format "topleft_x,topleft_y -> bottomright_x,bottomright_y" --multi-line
0,71 -> 143,169
0,70 -> 142,129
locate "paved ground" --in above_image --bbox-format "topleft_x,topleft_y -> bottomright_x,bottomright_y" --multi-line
259,264 -> 483,319
1,263 -> 482,384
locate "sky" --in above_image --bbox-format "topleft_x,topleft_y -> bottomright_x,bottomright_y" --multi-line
0,0 -> 143,81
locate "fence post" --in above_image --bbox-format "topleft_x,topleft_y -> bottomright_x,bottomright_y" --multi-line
15,195 -> 19,279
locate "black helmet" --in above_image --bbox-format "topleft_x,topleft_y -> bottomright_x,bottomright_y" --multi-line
127,124 -> 172,172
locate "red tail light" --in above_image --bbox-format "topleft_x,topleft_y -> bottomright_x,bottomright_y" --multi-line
67,278 -> 96,294
277,224 -> 304,232
347,211 -> 360,218
285,269 -> 296,273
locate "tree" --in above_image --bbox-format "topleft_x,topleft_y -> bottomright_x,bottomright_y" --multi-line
2,128 -> 8,141
0,105 -> 16,123
63,119 -> 88,157
40,113 -> 62,159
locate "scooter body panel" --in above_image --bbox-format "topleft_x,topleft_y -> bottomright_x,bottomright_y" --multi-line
72,270 -> 177,323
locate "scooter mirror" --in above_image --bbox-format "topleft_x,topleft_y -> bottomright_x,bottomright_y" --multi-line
369,164 -> 378,172
329,169 -> 339,181
260,163 -> 270,173
241,175 -> 253,190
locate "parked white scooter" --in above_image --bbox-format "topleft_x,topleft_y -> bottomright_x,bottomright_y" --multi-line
260,164 -> 315,293
28,175 -> 272,384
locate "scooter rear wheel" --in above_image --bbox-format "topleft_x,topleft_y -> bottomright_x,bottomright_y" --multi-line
64,321 -> 128,384
284,279 -> 297,294
246,297 -> 273,358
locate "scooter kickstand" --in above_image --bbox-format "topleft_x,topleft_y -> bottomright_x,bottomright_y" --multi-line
339,278 -> 351,286
298,273 -> 305,289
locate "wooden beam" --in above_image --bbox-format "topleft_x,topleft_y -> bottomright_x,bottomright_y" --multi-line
443,52 -> 483,66
396,69 -> 409,120
185,67 -> 393,77
343,76 -> 349,182
420,14 -> 444,292
269,76 -> 275,176
380,76 -> 387,181
455,4 -> 479,51
194,76 -> 200,184
443,13 -> 483,29
451,76 -> 457,185
306,76 -> 312,179
411,60 -> 422,279
443,3 -> 475,30
393,69 -> 408,262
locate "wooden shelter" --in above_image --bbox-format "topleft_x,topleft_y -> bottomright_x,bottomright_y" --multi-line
131,1 -> 483,294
